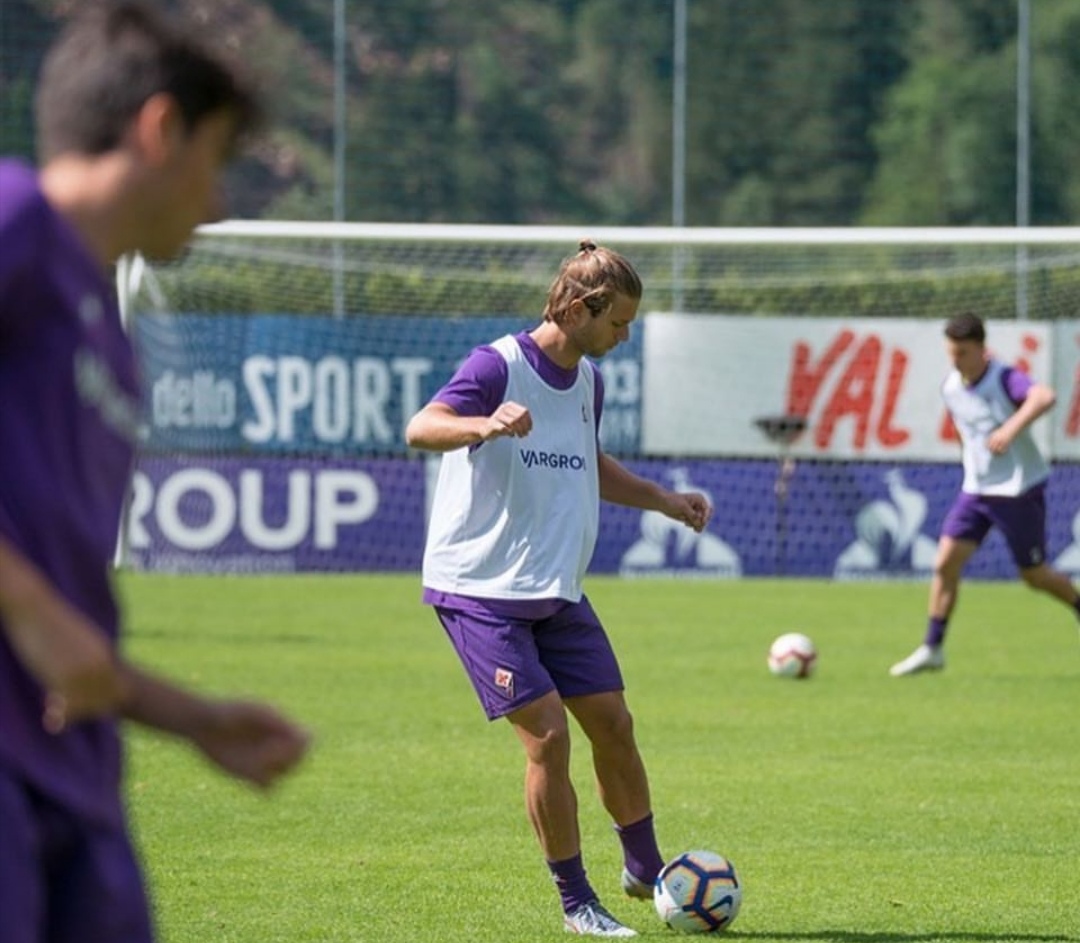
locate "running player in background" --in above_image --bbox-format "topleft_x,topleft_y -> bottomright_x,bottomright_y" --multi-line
890,311 -> 1080,676
406,241 -> 712,937
0,5 -> 310,941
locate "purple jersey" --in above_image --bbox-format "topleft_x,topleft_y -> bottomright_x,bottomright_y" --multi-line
434,330 -> 605,424
958,360 -> 1032,405
1000,364 -> 1033,405
0,160 -> 141,827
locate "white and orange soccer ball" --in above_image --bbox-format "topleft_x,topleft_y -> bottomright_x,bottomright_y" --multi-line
767,632 -> 817,679
653,849 -> 742,933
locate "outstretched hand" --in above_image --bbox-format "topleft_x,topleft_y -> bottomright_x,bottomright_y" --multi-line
192,700 -> 311,789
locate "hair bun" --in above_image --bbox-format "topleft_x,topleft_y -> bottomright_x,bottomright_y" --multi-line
578,239 -> 598,253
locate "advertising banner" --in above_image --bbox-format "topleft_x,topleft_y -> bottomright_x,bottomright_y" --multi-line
126,455 -> 426,573
597,458 -> 1080,581
135,313 -> 643,456
126,456 -> 1080,580
642,315 -> 1054,460
1052,321 -> 1080,459
136,311 -> 1074,462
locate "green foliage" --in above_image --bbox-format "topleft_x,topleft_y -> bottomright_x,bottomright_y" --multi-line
686,0 -> 909,226
6,1 -> 1080,226
0,74 -> 34,157
119,573 -> 1080,942
0,0 -> 53,160
862,52 -> 1017,226
148,239 -> 1080,322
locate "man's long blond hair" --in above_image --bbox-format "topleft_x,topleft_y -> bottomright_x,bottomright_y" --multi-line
542,240 -> 642,325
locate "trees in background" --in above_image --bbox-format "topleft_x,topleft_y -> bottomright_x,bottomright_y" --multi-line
685,0 -> 908,225
3,0 -> 1080,226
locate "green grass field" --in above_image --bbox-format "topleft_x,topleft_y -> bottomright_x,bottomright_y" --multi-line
118,573 -> 1080,943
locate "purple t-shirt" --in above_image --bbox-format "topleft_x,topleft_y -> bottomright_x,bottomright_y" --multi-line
422,331 -> 605,619
999,364 -> 1033,405
434,330 -> 605,421
962,359 -> 1033,405
0,160 -> 141,826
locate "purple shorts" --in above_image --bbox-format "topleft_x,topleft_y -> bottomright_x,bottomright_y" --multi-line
0,767 -> 153,943
432,595 -> 624,720
941,484 -> 1048,568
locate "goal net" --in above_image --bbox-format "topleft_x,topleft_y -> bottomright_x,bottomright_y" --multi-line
121,223 -> 1080,580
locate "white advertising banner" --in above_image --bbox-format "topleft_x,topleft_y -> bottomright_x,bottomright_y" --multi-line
1052,321 -> 1080,460
642,315 -> 1054,460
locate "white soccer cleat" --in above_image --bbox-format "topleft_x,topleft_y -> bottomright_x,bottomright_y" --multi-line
620,868 -> 654,901
564,900 -> 638,937
889,643 -> 945,677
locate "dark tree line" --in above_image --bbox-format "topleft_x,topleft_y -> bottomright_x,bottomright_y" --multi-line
4,0 -> 1080,226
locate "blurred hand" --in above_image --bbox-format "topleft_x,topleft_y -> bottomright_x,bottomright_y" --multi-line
5,613 -> 128,734
0,537 -> 131,732
192,700 -> 312,789
986,426 -> 1014,455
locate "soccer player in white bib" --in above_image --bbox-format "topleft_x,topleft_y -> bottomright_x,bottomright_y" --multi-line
890,312 -> 1080,676
407,241 -> 712,937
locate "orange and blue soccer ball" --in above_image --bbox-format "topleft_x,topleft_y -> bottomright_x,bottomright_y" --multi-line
653,849 -> 742,933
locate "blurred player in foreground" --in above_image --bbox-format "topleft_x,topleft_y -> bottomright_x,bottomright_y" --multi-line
406,241 -> 712,937
0,4 -> 310,941
890,311 -> 1080,676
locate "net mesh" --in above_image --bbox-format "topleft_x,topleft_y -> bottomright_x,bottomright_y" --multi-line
134,228 -> 1080,321
122,225 -> 1080,576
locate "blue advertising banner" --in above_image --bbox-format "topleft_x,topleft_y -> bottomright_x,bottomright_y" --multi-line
126,455 -> 426,573
598,459 -> 1080,580
126,455 -> 1080,581
135,313 -> 643,456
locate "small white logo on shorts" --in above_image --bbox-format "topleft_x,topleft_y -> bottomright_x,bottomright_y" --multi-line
494,668 -> 514,698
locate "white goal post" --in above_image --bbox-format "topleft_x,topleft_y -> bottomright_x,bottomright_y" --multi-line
120,221 -> 1080,325
195,220 -> 1080,246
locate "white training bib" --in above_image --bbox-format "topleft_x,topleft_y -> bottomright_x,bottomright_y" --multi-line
422,335 -> 600,601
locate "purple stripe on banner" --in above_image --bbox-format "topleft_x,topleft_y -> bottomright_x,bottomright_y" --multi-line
126,455 -> 425,573
597,459 -> 1080,580
125,456 -> 1080,580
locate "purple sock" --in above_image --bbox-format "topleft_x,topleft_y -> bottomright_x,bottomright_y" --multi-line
925,616 -> 948,648
547,853 -> 596,913
615,813 -> 665,885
